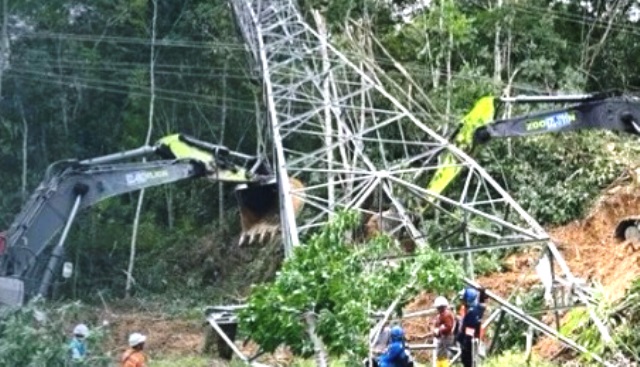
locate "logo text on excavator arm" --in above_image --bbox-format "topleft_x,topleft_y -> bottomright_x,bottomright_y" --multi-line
125,170 -> 170,186
526,112 -> 576,132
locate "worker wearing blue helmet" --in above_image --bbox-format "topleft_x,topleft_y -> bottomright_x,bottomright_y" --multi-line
457,287 -> 486,367
376,325 -> 413,367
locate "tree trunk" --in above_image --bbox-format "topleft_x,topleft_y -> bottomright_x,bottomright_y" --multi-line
312,9 -> 334,212
219,57 -> 228,222
57,37 -> 69,136
165,187 -> 174,230
305,312 -> 328,367
446,13 -> 453,119
254,91 -> 264,156
126,0 -> 157,298
18,103 -> 28,202
0,0 -> 8,99
493,0 -> 503,86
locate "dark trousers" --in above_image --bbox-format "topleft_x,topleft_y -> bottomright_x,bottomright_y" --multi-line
460,337 -> 474,367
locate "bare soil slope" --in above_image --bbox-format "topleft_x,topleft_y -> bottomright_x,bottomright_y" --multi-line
99,185 -> 640,363
404,184 -> 640,361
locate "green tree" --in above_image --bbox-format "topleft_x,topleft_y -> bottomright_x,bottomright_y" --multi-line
240,212 -> 463,361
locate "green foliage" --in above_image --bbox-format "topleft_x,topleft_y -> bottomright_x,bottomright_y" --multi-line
0,300 -> 111,367
149,356 -> 211,367
291,359 -> 347,367
239,211 -> 463,359
483,351 -> 559,367
558,280 -> 640,364
472,252 -> 505,277
481,132 -> 634,225
612,279 -> 640,361
488,288 -> 545,355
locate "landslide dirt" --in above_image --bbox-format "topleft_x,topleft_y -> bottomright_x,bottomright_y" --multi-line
403,184 -> 640,362
99,184 -> 640,363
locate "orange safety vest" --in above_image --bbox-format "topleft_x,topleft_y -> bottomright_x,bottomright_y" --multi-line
121,348 -> 147,367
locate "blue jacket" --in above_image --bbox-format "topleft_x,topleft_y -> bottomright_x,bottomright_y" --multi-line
69,338 -> 86,360
457,303 -> 486,343
377,339 -> 408,367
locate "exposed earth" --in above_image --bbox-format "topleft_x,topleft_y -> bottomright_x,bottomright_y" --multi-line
404,182 -> 640,362
97,183 -> 640,364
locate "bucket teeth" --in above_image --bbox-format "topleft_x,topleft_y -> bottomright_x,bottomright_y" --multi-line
238,224 -> 280,246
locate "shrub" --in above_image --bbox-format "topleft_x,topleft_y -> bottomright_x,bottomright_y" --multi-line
0,299 -> 112,367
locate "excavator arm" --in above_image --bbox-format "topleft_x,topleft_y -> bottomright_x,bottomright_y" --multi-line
425,91 -> 640,243
475,92 -> 640,243
474,91 -> 640,144
0,133 -> 272,306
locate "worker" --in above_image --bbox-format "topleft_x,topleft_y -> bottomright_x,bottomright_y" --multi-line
121,332 -> 147,367
376,325 -> 413,367
428,296 -> 455,367
68,323 -> 89,362
456,288 -> 486,367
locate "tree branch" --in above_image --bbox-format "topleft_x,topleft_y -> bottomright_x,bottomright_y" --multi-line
126,0 -> 158,298
305,312 -> 329,367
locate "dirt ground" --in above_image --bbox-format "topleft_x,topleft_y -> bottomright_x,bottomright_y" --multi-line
101,184 -> 640,363
402,184 -> 640,362
548,186 -> 640,302
100,307 -> 295,365
100,310 -> 204,357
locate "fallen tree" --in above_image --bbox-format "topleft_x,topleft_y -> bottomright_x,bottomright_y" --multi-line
239,211 -> 463,364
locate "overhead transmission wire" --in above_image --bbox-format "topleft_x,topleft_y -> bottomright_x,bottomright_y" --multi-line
18,3 -> 640,53
7,59 -> 561,128
12,8 -> 632,121
14,61 -> 253,80
8,72 -> 259,115
11,22 -> 595,96
10,48 -> 552,97
9,67 -> 257,109
27,3 -> 640,45
20,32 -> 239,49
511,2 -> 640,37
17,35 -> 577,95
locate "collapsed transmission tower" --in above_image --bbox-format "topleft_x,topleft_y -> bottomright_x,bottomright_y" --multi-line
230,0 -> 612,364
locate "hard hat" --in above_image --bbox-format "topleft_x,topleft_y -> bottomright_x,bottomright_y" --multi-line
390,326 -> 404,340
460,287 -> 479,304
128,332 -> 147,347
434,296 -> 449,308
73,324 -> 89,337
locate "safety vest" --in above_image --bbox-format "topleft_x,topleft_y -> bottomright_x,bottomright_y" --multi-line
121,349 -> 146,367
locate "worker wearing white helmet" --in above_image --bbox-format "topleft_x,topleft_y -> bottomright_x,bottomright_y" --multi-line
429,296 -> 455,367
121,332 -> 148,367
68,323 -> 89,362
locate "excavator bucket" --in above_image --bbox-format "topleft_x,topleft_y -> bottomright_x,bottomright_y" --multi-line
615,216 -> 640,243
235,177 -> 305,246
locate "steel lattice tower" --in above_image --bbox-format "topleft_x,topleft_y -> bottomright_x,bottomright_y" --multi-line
229,0 -> 612,363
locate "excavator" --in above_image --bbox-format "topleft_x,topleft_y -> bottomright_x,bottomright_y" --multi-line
0,133 -> 301,307
425,90 -> 640,243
